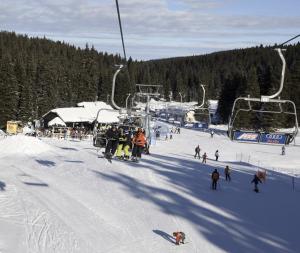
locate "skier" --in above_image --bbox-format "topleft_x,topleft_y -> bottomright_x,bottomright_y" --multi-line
251,174 -> 262,192
202,152 -> 207,163
131,128 -> 146,162
123,129 -> 132,160
282,145 -> 285,155
224,165 -> 231,181
210,130 -> 214,138
194,145 -> 201,159
211,169 -> 220,190
215,150 -> 219,161
104,125 -> 119,159
172,231 -> 185,245
177,127 -> 181,134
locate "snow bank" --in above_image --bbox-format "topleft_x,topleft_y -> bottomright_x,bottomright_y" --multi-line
0,135 -> 53,157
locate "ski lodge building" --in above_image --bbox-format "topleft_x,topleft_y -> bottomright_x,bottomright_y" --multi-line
41,101 -> 119,129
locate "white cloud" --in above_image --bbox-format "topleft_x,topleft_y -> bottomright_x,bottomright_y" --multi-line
0,0 -> 299,59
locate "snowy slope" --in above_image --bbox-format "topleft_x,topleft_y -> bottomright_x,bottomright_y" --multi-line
0,128 -> 299,253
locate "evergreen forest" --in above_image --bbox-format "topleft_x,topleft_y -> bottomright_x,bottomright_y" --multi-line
0,31 -> 299,130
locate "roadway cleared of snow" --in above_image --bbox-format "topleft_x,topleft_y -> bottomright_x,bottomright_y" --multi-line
0,129 -> 299,253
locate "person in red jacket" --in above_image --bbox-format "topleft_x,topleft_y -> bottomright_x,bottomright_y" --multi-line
172,231 -> 185,245
131,128 -> 146,161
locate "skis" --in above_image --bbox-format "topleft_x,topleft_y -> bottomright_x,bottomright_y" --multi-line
99,152 -> 112,163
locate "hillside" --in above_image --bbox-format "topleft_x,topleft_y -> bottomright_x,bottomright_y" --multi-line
1,31 -> 300,128
0,125 -> 299,252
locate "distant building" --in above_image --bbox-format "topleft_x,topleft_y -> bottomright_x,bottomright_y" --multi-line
41,101 -> 117,129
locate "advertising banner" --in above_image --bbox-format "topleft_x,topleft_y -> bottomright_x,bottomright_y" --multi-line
259,133 -> 287,145
233,131 -> 260,143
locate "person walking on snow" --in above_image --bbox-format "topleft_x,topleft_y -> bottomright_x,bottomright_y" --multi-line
215,150 -> 219,161
225,165 -> 231,181
202,152 -> 207,163
251,174 -> 262,192
211,169 -> 220,190
194,145 -> 201,159
173,231 -> 185,245
210,130 -> 214,138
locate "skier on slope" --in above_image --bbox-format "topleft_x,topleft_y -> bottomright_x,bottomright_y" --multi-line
251,174 -> 262,192
215,150 -> 219,161
194,145 -> 201,159
224,165 -> 231,181
211,169 -> 220,190
202,152 -> 207,163
172,231 -> 185,245
282,145 -> 286,155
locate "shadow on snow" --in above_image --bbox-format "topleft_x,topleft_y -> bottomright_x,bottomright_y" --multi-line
93,151 -> 299,253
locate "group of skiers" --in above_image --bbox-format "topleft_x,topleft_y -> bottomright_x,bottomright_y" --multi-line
194,145 -> 219,163
210,166 -> 231,190
104,125 -> 147,162
193,143 -> 264,192
210,167 -> 263,192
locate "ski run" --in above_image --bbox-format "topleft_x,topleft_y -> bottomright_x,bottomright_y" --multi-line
0,125 -> 300,253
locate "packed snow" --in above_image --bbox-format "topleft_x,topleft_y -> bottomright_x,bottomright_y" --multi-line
0,125 -> 300,253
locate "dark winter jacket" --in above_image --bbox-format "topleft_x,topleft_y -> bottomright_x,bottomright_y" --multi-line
105,128 -> 119,140
212,170 -> 220,181
195,146 -> 200,152
251,175 -> 262,185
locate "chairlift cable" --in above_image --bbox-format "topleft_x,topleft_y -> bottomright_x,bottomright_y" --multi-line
115,0 -> 134,103
115,0 -> 127,61
279,34 -> 300,47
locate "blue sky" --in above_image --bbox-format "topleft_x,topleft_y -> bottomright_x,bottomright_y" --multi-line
0,0 -> 299,60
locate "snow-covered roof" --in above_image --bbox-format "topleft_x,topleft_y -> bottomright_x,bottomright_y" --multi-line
42,101 -> 115,124
96,109 -> 120,123
48,117 -> 66,126
51,107 -> 93,123
77,101 -> 113,117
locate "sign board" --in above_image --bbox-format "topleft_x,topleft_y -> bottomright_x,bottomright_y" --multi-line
260,133 -> 287,145
233,131 -> 260,143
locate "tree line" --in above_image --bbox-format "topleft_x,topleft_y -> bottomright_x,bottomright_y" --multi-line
0,31 -> 299,130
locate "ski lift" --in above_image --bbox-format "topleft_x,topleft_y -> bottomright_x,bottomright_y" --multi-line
185,85 -> 211,128
135,84 -> 162,139
92,109 -> 120,148
228,44 -> 299,144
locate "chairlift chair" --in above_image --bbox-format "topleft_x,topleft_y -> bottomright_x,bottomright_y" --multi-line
92,109 -> 121,148
228,48 -> 299,144
185,85 -> 211,128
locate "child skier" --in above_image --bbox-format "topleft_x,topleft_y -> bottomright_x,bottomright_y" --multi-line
202,152 -> 207,163
251,174 -> 262,192
282,145 -> 285,155
172,231 -> 185,245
